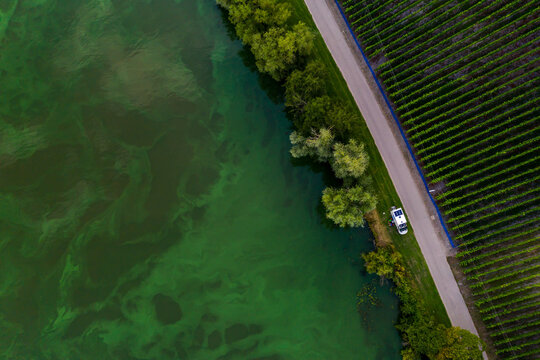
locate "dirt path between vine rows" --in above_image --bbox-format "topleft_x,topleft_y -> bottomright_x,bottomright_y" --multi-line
303,0 -> 479,335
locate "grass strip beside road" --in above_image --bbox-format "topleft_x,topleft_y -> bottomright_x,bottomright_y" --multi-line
289,0 -> 450,326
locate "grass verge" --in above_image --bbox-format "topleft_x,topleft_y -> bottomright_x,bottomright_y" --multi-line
288,0 -> 450,326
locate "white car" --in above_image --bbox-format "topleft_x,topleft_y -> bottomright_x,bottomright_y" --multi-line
391,207 -> 408,235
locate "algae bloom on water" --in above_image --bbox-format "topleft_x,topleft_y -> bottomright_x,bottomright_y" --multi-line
0,0 -> 400,359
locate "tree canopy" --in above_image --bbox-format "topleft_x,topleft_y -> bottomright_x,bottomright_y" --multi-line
290,127 -> 334,161
322,186 -> 376,227
327,101 -> 358,138
400,316 -> 484,360
436,327 -> 484,360
295,95 -> 334,134
290,94 -> 358,138
404,317 -> 447,359
285,60 -> 327,116
222,0 -> 314,81
250,23 -> 314,80
227,0 -> 291,44
362,246 -> 407,286
331,139 -> 369,179
404,325 -> 484,360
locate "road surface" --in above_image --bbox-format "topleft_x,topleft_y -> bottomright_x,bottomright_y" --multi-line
303,0 -> 479,334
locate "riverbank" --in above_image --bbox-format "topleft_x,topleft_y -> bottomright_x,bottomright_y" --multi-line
286,0 -> 450,326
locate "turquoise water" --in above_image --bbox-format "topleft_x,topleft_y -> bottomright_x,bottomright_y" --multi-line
0,0 -> 401,358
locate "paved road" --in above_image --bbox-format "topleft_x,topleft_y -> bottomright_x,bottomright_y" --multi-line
303,0 -> 479,334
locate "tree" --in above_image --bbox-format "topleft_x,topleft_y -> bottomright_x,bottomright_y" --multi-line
331,139 -> 369,179
289,131 -> 310,158
293,95 -> 359,138
290,127 -> 334,161
362,246 -> 407,285
296,95 -> 333,134
321,186 -> 377,227
285,61 -> 327,116
400,322 -> 483,360
227,0 -> 291,44
328,102 -> 359,138
250,22 -> 314,81
436,327 -> 484,360
401,348 -> 417,360
291,22 -> 315,62
405,317 -> 447,359
252,0 -> 291,27
307,127 -> 335,161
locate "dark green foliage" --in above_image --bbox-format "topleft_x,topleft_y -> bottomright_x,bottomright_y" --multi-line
285,61 -> 328,117
436,328 -> 485,360
292,95 -> 357,138
326,101 -> 359,139
402,316 -> 446,359
285,61 -> 359,138
294,97 -> 357,138
300,95 -> 334,133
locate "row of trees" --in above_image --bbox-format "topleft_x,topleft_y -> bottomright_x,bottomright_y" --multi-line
284,61 -> 362,138
363,246 -> 485,360
290,127 -> 375,227
285,61 -> 375,227
219,0 -> 376,227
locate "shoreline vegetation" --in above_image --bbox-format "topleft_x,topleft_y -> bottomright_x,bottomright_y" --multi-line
215,0 -> 484,358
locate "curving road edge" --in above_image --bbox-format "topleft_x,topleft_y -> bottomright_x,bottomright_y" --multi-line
303,0 -> 479,335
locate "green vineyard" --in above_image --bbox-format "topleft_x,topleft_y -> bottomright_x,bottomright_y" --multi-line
338,0 -> 540,358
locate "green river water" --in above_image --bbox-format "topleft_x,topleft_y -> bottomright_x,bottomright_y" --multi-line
0,0 -> 401,358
